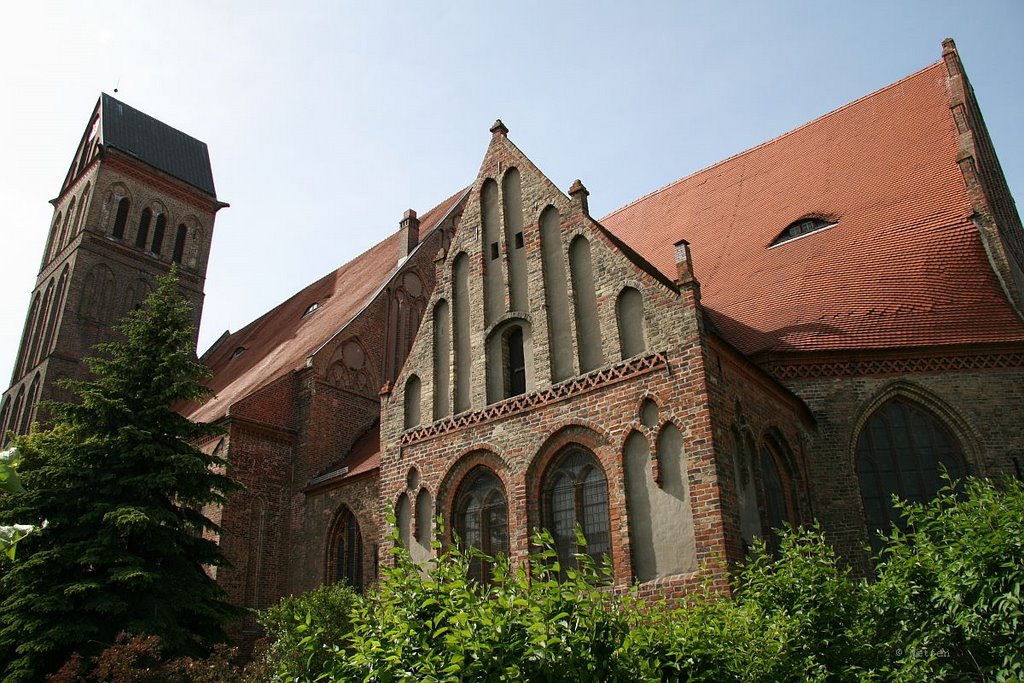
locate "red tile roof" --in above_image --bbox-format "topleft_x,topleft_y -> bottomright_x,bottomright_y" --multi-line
186,190 -> 466,422
602,62 -> 1024,356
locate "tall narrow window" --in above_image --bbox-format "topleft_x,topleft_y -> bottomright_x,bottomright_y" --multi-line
16,295 -> 40,377
570,236 -> 603,372
29,281 -> 55,368
760,438 -> 794,556
333,508 -> 364,590
616,287 -> 645,359
481,179 -> 503,324
856,399 -> 966,553
112,197 -> 130,239
0,398 -> 11,447
454,468 -> 509,583
540,206 -> 573,381
151,214 -> 166,255
542,447 -> 611,576
42,268 -> 69,354
135,208 -> 152,249
75,184 -> 91,234
9,387 -> 25,439
19,374 -> 41,434
502,168 -> 528,311
403,375 -> 421,430
45,213 -> 62,264
433,300 -> 451,419
60,198 -> 76,248
506,327 -> 526,397
172,224 -> 187,263
452,253 -> 471,413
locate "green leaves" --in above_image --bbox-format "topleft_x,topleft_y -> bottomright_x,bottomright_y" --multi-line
260,477 -> 1024,682
0,445 -> 25,494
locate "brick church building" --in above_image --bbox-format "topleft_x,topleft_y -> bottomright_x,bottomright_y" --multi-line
3,40 -> 1023,622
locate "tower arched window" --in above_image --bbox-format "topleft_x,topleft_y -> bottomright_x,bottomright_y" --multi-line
60,197 -> 76,249
453,467 -> 509,583
0,397 -> 12,446
172,224 -> 187,264
112,197 -> 130,240
856,399 -> 966,552
135,208 -> 152,249
44,213 -> 62,263
151,214 -> 166,255
541,446 -> 611,576
332,508 -> 364,590
19,374 -> 41,434
75,183 -> 91,235
9,387 -> 25,439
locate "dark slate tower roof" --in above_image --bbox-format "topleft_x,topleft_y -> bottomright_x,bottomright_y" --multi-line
100,93 -> 216,196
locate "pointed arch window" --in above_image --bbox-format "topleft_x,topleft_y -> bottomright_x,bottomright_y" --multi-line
332,508 -> 364,590
135,208 -> 152,249
759,436 -> 796,555
541,446 -> 611,576
172,224 -> 187,263
856,399 -> 966,552
454,467 -> 509,583
151,214 -> 166,255
45,213 -> 62,263
75,184 -> 91,235
113,197 -> 130,240
60,197 -> 76,248
0,397 -> 11,447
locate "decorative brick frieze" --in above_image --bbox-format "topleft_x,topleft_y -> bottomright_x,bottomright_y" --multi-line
400,351 -> 668,446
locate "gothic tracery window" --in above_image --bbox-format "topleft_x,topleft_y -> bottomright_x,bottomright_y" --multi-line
856,399 -> 966,552
541,446 -> 611,576
453,467 -> 509,583
332,508 -> 364,590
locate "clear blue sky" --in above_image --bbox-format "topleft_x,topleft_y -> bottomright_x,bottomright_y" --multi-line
1,1 -> 1022,386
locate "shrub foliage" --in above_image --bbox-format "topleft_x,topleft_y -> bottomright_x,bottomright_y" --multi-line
260,476 -> 1023,683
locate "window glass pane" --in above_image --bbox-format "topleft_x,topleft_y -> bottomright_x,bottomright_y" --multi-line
541,447 -> 610,577
856,400 -> 966,554
454,468 -> 508,583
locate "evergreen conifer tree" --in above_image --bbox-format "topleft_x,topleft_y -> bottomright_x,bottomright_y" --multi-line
0,271 -> 242,682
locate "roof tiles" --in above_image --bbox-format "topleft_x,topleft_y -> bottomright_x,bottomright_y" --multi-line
186,190 -> 465,422
601,63 -> 1024,356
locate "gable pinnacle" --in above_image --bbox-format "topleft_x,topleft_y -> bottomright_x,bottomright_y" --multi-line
569,179 -> 589,215
490,119 -> 509,137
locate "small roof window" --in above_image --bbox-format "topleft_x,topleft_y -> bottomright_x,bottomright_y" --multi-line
302,302 -> 321,317
770,217 -> 837,247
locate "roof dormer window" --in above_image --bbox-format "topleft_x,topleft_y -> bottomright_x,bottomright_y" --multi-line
770,217 -> 837,247
303,302 -> 321,318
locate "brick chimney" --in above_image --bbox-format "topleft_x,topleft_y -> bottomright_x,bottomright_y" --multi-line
398,209 -> 420,262
674,239 -> 694,283
674,238 -> 701,304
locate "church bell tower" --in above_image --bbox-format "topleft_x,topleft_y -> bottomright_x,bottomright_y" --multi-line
0,94 -> 225,445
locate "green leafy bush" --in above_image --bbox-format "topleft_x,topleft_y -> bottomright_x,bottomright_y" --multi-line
257,582 -> 360,682
873,476 -> 1024,682
251,476 -> 1024,682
